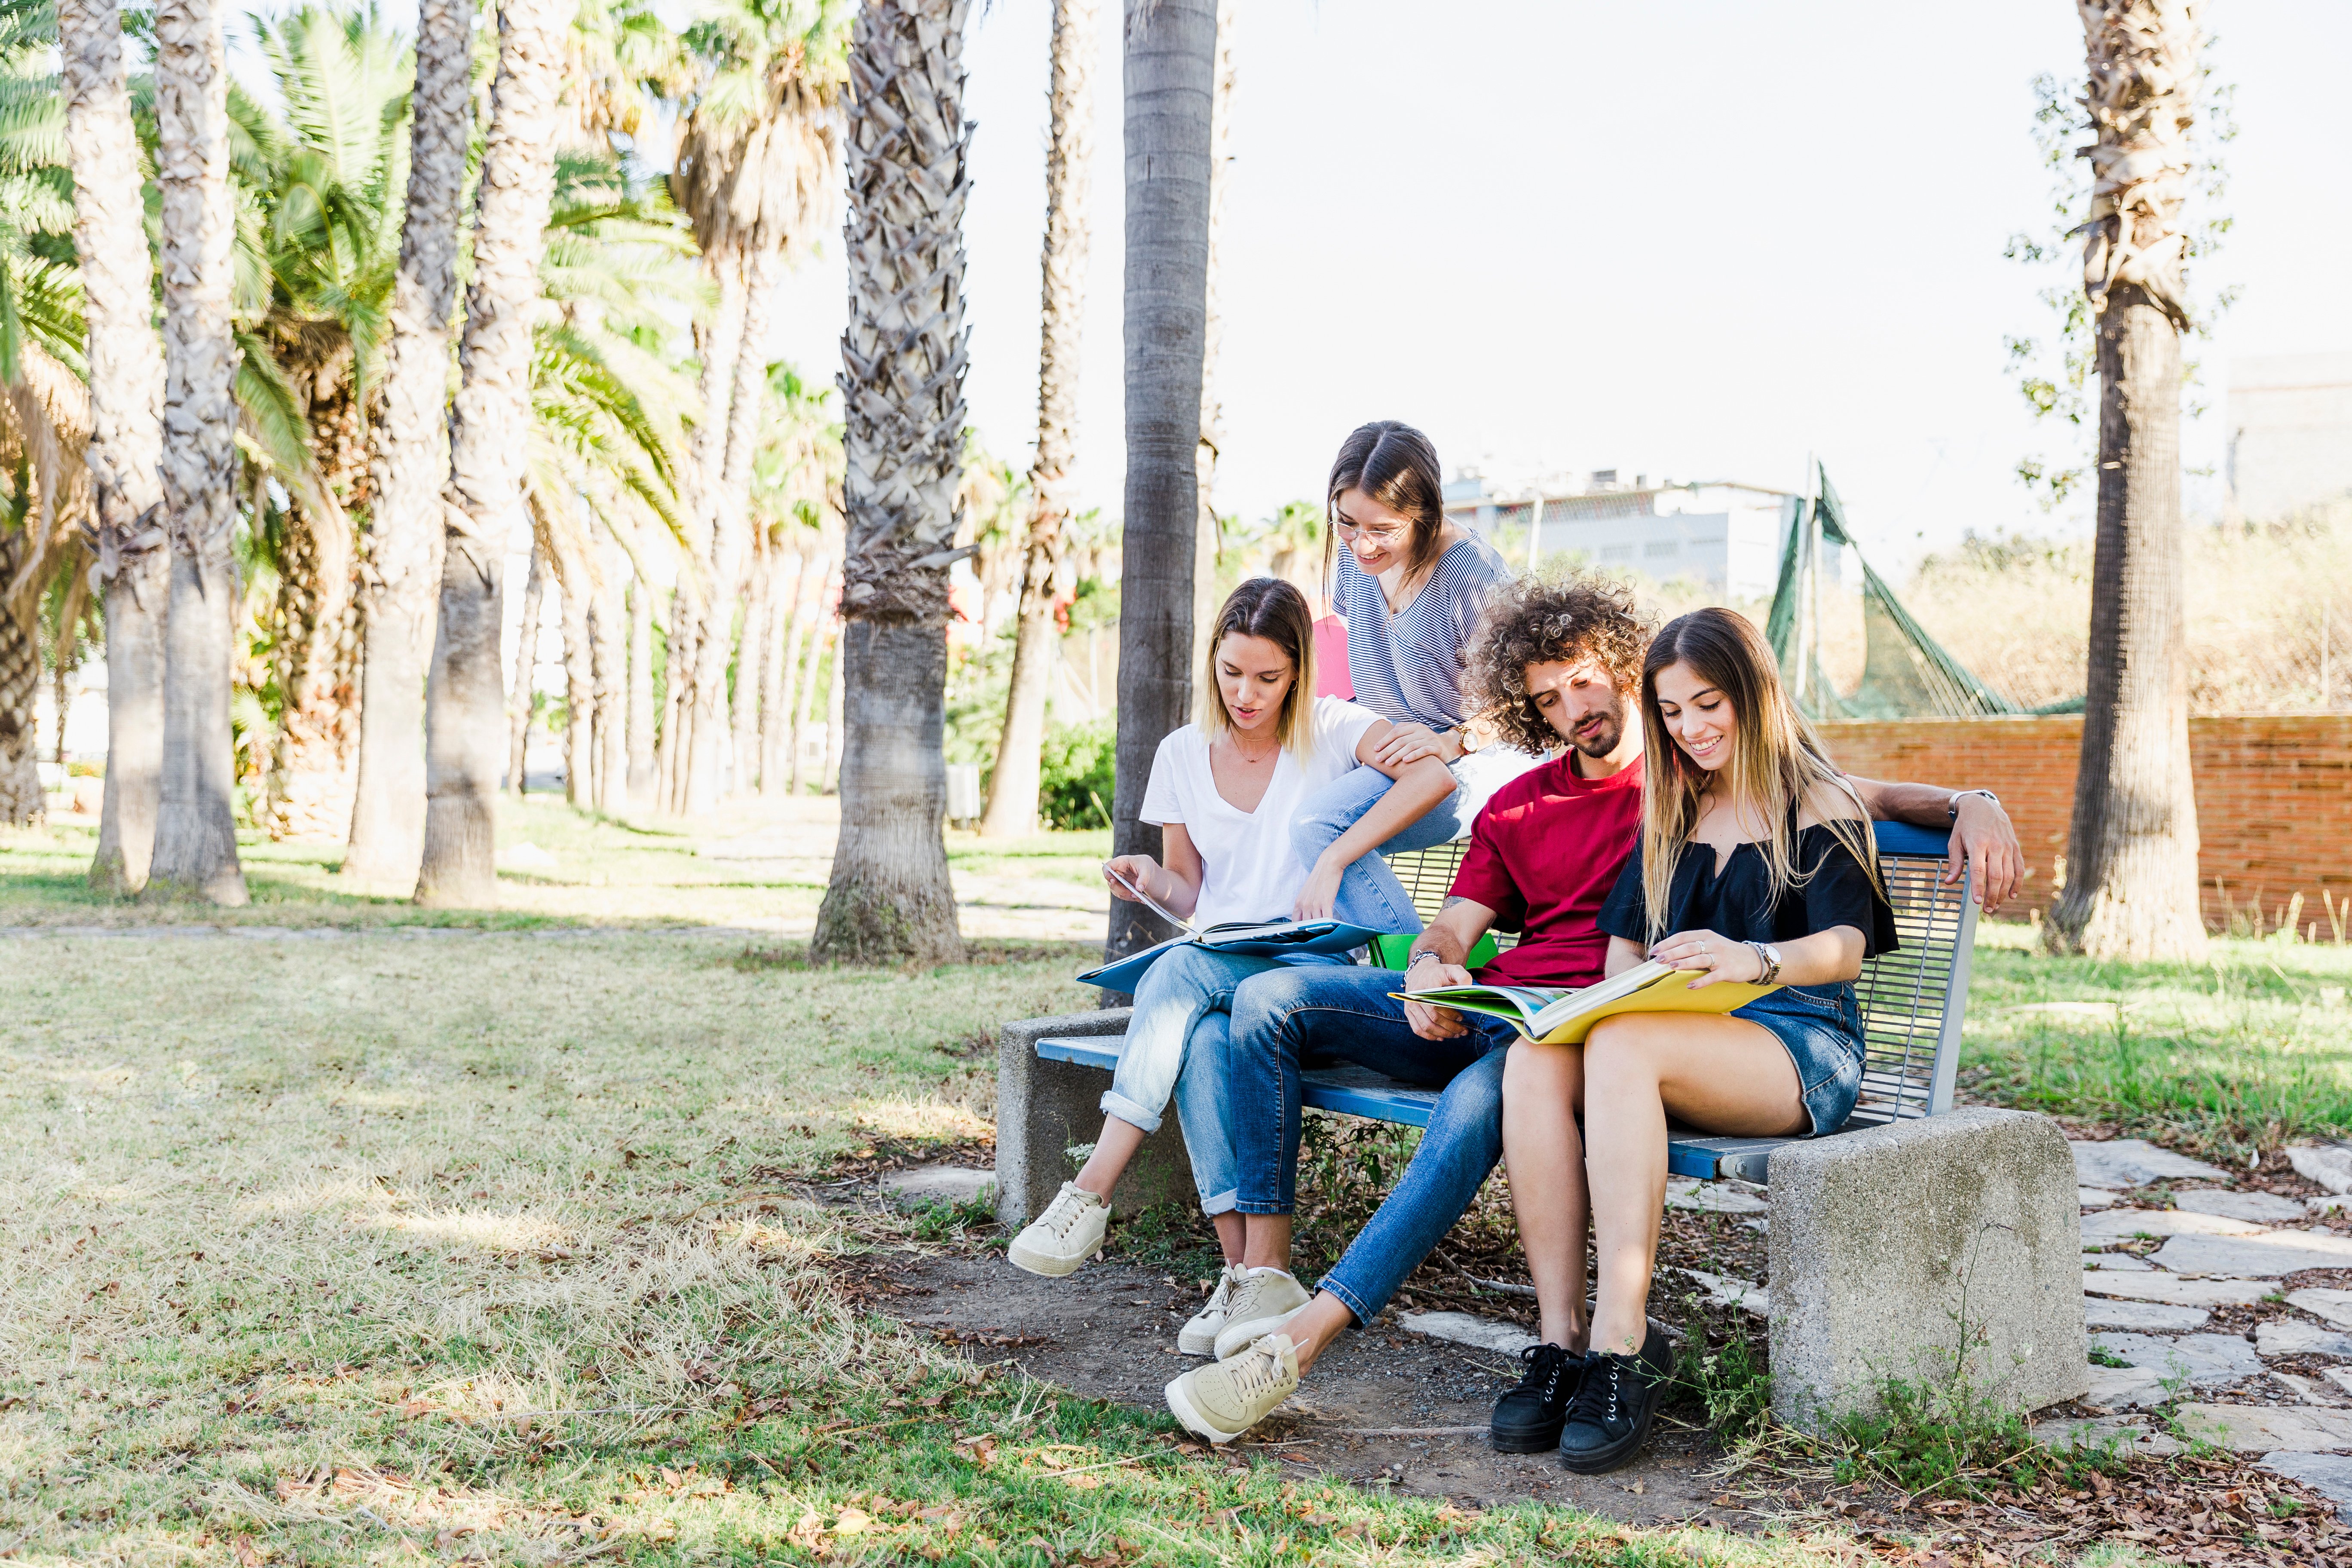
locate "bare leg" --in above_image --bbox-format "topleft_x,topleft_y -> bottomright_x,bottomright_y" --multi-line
1287,1293 -> 1356,1373
1501,1039 -> 1593,1349
1211,1211 -> 1243,1266
1240,1213 -> 1292,1271
1580,1014 -> 1806,1355
1071,1118 -> 1147,1201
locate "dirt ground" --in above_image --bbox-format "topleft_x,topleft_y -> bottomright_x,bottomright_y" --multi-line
843,1243 -> 1750,1528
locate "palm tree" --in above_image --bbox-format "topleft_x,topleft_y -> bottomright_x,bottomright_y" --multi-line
61,0 -> 169,884
668,0 -> 849,813
2045,0 -> 2209,962
416,0 -> 570,907
1189,0 -> 1233,678
1105,0 -> 1216,965
810,0 -> 969,964
976,0 -> 1096,839
343,0 -> 474,886
145,0 -> 247,903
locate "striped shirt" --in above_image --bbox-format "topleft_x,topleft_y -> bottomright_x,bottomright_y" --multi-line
1334,535 -> 1516,731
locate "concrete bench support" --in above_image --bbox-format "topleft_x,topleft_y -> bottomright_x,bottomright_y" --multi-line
1767,1107 -> 2086,1432
995,1008 -> 1197,1228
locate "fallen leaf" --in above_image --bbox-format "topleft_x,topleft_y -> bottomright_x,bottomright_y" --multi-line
833,1507 -> 873,1536
232,1538 -> 265,1567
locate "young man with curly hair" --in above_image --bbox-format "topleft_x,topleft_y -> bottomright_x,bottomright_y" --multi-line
1163,574 -> 2024,1449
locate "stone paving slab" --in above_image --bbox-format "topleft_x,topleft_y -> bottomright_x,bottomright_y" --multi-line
2258,1320 -> 2352,1360
2289,1288 -> 2352,1328
2078,1364 -> 2172,1409
2078,1187 -> 2119,1208
2084,1252 -> 2153,1271
878,1166 -> 996,1207
2175,1403 -> 2352,1453
1663,1176 -> 1767,1214
2035,1413 -> 2182,1456
2082,1271 -> 2276,1307
2092,1332 -> 2262,1385
1398,1311 -> 1538,1358
2151,1229 -> 2352,1277
2288,1144 -> 2352,1196
2087,1298 -> 2209,1331
2260,1452 -> 2352,1515
2082,1207 -> 2269,1243
2073,1139 -> 2228,1187
2175,1188 -> 2312,1223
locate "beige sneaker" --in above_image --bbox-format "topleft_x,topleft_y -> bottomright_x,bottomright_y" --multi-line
1006,1182 -> 1109,1277
1165,1334 -> 1299,1443
1177,1265 -> 1244,1356
1211,1268 -> 1312,1360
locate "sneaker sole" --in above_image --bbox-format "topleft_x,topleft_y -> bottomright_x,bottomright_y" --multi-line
1213,1303 -> 1309,1362
1176,1322 -> 1224,1356
1488,1419 -> 1567,1454
1557,1375 -> 1669,1475
1164,1374 -> 1250,1444
1006,1237 -> 1096,1278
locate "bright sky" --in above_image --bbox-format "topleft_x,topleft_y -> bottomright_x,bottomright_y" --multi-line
763,0 -> 2352,574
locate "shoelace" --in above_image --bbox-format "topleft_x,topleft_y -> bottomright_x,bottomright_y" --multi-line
1565,1354 -> 1625,1429
1037,1188 -> 1093,1239
1202,1268 -> 1239,1316
1515,1342 -> 1570,1404
1224,1338 -> 1289,1399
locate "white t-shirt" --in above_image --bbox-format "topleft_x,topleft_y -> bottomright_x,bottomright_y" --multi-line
1139,695 -> 1385,929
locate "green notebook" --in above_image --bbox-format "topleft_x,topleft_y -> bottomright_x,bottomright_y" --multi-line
1368,931 -> 1500,972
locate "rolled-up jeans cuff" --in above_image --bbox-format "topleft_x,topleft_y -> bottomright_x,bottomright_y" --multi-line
1198,1187 -> 1239,1216
1098,1091 -> 1161,1136
1318,1274 -> 1374,1328
1230,1199 -> 1288,1216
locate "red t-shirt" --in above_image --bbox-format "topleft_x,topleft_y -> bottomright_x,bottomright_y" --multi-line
1448,752 -> 1645,988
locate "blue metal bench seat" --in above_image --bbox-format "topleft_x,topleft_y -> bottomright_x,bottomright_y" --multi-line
1036,819 -> 1976,1184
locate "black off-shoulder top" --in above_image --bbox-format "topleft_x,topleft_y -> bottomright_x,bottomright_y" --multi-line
1597,823 -> 1899,958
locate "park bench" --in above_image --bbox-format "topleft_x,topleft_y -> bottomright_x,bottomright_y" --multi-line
993,821 -> 2084,1429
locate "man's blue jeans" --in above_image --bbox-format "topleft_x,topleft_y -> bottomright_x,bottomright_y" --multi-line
1103,944 -> 1348,1216
1224,964 -> 1518,1325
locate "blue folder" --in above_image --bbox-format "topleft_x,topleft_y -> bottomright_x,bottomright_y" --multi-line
1075,920 -> 1387,993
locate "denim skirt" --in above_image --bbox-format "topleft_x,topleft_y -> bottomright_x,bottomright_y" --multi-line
1730,982 -> 1865,1136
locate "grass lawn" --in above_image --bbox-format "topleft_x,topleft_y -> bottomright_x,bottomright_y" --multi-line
0,814 -> 2342,1564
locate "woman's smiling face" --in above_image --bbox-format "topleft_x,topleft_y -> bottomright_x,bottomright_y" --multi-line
1332,487 -> 1417,576
1651,658 -> 1736,772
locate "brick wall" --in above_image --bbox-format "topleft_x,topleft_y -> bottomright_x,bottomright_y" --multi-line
1819,714 -> 2352,930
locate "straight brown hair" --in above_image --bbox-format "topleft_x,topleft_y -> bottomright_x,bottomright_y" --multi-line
1634,607 -> 1877,937
1200,577 -> 1318,756
1324,421 -> 1448,588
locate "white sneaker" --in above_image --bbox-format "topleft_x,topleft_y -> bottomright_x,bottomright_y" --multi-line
1006,1182 -> 1109,1277
1178,1265 -> 1244,1356
1165,1334 -> 1300,1443
1211,1268 -> 1313,1360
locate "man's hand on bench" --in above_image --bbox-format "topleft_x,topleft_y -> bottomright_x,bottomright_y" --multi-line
1948,793 -> 2021,911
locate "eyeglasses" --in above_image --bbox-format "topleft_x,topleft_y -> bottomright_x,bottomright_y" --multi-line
1332,517 -> 1405,543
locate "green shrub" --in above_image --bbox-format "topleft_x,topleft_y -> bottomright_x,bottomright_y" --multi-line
1038,717 -> 1117,830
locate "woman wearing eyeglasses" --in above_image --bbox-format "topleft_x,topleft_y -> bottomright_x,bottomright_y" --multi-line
1288,421 -> 1535,926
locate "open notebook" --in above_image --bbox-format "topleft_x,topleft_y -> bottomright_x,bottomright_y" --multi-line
1395,959 -> 1778,1044
1075,863 -> 1387,993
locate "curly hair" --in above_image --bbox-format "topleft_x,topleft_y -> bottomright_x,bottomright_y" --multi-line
1470,573 -> 1656,755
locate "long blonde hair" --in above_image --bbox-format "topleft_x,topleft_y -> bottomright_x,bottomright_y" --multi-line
1199,578 -> 1317,756
1635,608 -> 1878,937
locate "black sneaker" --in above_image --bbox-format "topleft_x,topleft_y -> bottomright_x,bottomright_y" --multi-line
1489,1342 -> 1585,1453
1556,1324 -> 1675,1474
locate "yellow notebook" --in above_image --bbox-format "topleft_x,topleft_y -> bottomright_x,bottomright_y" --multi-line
1394,959 -> 1777,1045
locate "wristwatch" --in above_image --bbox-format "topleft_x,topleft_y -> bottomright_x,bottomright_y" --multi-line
1746,941 -> 1782,985
1405,950 -> 1444,980
1947,789 -> 1998,822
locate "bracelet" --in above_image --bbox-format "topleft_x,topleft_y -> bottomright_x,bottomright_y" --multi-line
1745,941 -> 1781,985
1947,788 -> 1998,822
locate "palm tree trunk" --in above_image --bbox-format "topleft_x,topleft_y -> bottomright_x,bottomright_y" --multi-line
537,502 -> 597,809
979,0 -> 1096,839
687,248 -> 783,813
759,544 -> 805,794
658,581 -> 692,810
266,495 -> 360,840
343,0 -> 472,886
0,570 -> 38,824
670,261 -> 743,811
1189,0 -> 1234,678
813,0 -> 971,962
593,563 -> 624,812
789,557 -> 835,794
625,576 -> 655,804
145,0 -> 247,903
1106,0 -> 1216,964
416,0 -> 567,906
730,532 -> 772,795
507,541 -> 544,796
61,0 -> 169,888
822,626 -> 845,796
2046,0 -> 2208,962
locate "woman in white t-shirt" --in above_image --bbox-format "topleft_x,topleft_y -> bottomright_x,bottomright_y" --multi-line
1008,579 -> 1456,1324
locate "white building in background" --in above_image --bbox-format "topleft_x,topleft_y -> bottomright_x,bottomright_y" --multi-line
2228,352 -> 2352,522
1442,471 -> 1799,599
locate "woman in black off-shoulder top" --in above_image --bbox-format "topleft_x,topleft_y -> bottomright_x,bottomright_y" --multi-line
1501,607 -> 1897,1476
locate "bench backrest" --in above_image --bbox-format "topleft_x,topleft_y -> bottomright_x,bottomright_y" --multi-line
1378,818 -> 1975,1124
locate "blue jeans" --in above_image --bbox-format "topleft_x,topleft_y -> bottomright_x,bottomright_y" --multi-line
1291,750 -> 1543,926
1103,944 -> 1346,1216
1223,964 -> 1517,1324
